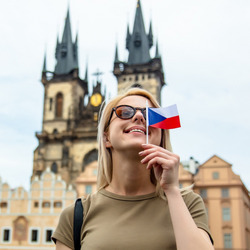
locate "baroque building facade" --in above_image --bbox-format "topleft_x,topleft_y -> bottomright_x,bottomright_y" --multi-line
0,1 -> 249,250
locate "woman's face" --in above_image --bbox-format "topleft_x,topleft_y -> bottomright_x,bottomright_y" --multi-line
105,95 -> 162,152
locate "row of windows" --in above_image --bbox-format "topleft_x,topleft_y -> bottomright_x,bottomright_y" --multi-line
122,73 -> 154,82
206,206 -> 231,221
34,201 -> 62,208
1,229 -> 233,248
200,188 -> 229,199
1,228 -> 53,244
0,201 -> 62,209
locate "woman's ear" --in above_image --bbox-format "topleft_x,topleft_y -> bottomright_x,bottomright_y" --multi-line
104,132 -> 112,148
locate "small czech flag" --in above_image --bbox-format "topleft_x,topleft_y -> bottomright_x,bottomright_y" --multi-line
147,104 -> 181,130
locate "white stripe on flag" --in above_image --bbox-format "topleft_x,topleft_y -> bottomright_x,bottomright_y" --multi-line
150,104 -> 178,118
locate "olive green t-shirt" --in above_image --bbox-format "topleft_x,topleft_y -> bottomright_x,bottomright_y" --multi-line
52,189 -> 212,250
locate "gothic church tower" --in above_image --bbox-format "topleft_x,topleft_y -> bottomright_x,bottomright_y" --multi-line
113,0 -> 165,104
32,9 -> 104,188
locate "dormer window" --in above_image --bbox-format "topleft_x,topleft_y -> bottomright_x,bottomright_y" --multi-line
134,32 -> 141,47
61,44 -> 67,58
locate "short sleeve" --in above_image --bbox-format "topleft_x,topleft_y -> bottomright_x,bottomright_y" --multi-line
51,203 -> 75,249
183,190 -> 214,244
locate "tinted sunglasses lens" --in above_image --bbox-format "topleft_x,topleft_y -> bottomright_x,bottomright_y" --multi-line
142,109 -> 147,120
116,106 -> 134,119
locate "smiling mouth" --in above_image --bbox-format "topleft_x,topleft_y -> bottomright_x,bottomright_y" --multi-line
124,128 -> 146,135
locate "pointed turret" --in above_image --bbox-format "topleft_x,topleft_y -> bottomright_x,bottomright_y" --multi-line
74,33 -> 79,66
126,24 -> 131,50
54,8 -> 78,76
155,40 -> 160,58
114,44 -> 119,63
42,52 -> 47,73
126,0 -> 152,65
113,0 -> 165,104
148,21 -> 153,48
84,63 -> 88,82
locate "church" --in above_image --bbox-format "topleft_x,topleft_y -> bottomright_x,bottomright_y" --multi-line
0,1 -> 249,249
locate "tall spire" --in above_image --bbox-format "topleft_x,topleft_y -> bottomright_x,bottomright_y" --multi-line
126,0 -> 152,65
42,52 -> 47,72
114,44 -> 119,63
54,7 -> 78,75
84,62 -> 88,82
148,20 -> 153,48
155,40 -> 160,58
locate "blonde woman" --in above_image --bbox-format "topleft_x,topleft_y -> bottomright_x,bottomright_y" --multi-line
52,88 -> 214,250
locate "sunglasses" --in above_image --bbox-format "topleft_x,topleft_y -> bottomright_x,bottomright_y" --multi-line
106,105 -> 147,128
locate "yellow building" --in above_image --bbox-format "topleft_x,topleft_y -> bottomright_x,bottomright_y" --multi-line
0,168 -> 76,249
193,155 -> 250,250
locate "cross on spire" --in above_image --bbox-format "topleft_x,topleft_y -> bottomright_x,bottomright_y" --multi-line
92,69 -> 103,83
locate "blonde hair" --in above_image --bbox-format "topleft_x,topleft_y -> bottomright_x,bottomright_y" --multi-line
97,88 -> 172,199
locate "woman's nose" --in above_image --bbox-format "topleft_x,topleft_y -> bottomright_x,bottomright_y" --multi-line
132,110 -> 145,123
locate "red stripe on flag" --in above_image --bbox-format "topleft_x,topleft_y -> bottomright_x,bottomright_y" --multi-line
149,116 -> 181,129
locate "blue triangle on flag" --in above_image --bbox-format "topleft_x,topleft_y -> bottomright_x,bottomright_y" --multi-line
148,108 -> 166,125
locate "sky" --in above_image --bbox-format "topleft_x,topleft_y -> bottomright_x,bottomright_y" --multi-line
0,0 -> 249,191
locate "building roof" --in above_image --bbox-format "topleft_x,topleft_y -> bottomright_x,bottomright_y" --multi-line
54,8 -> 79,75
126,0 -> 152,65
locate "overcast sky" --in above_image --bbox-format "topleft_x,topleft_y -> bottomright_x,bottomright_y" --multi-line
0,0 -> 249,190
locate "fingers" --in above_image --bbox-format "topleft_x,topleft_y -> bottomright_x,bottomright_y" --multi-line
139,143 -> 180,168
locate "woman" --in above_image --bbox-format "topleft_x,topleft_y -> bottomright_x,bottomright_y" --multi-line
52,88 -> 214,250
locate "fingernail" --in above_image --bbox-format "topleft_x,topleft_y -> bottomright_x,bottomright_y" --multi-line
138,151 -> 143,155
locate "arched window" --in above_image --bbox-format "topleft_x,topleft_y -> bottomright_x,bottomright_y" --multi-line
55,93 -> 63,118
51,162 -> 58,174
131,83 -> 142,89
82,149 -> 98,172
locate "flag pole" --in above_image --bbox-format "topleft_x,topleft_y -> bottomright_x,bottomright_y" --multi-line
146,100 -> 149,144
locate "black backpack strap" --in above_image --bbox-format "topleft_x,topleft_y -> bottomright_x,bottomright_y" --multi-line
74,198 -> 84,250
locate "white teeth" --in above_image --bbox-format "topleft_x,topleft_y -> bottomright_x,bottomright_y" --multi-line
129,129 -> 145,134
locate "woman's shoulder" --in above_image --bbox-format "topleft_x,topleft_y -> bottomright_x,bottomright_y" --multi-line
180,186 -> 203,203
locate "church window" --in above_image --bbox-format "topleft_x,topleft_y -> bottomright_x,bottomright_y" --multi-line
132,83 -> 142,89
135,75 -> 139,81
54,201 -> 62,208
142,75 -> 145,80
2,229 -> 11,242
119,63 -> 124,72
82,149 -> 98,171
55,93 -> 63,118
51,162 -> 58,174
49,98 -> 53,111
53,129 -> 58,134
123,77 -> 126,81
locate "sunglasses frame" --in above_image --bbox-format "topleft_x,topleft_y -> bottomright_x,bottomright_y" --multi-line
106,105 -> 146,128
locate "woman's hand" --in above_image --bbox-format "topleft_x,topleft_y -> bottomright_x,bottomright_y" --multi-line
139,144 -> 180,192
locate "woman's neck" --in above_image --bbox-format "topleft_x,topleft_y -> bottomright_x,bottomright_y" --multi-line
106,150 -> 156,196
